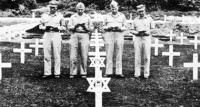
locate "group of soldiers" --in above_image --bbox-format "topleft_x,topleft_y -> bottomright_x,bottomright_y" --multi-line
40,0 -> 154,79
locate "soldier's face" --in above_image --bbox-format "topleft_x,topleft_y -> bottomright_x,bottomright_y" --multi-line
77,9 -> 84,15
139,10 -> 145,17
111,7 -> 118,14
50,6 -> 56,14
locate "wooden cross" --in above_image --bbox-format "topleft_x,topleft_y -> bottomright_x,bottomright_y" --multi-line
177,33 -> 187,45
189,35 -> 200,50
166,30 -> 176,42
184,53 -> 200,80
13,42 -> 32,63
151,38 -> 164,56
0,53 -> 12,81
29,39 -> 43,56
162,45 -> 180,66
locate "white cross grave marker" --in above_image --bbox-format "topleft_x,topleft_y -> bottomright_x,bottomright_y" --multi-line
184,53 -> 200,80
189,35 -> 200,50
29,39 -> 43,56
162,45 -> 180,66
177,33 -> 187,45
0,53 -> 12,81
13,42 -> 32,63
151,38 -> 164,56
87,29 -> 110,107
166,30 -> 176,42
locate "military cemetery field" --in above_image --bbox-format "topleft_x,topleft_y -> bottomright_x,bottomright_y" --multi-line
0,39 -> 200,107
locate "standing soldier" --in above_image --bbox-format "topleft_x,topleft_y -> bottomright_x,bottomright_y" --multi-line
131,4 -> 155,79
40,0 -> 65,78
68,2 -> 92,78
103,0 -> 127,78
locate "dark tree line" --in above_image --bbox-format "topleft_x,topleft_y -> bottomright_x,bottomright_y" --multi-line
0,0 -> 200,11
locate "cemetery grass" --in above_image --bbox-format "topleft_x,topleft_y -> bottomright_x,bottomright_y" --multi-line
0,42 -> 200,107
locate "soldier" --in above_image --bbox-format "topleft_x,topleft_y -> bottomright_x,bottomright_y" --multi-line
131,4 -> 155,79
68,2 -> 92,78
40,0 -> 65,78
103,0 -> 127,78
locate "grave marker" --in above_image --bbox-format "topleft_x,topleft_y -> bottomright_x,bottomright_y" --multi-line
162,45 -> 180,66
177,33 -> 187,45
87,29 -> 110,107
13,42 -> 32,63
189,35 -> 200,50
29,39 -> 43,56
151,38 -> 164,56
184,53 -> 200,80
0,53 -> 12,81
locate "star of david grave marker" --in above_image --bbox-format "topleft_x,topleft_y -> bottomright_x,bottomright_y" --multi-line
87,29 -> 110,107
13,42 -> 32,63
162,45 -> 180,66
0,53 -> 12,81
184,53 -> 200,80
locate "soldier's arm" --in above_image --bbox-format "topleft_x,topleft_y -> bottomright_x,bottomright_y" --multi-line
60,14 -> 66,30
67,16 -> 75,30
39,14 -> 47,30
121,14 -> 127,31
103,15 -> 109,30
130,19 -> 138,35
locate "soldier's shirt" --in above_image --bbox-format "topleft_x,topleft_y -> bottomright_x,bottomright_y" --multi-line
132,15 -> 155,32
104,12 -> 126,28
41,12 -> 64,29
68,13 -> 92,32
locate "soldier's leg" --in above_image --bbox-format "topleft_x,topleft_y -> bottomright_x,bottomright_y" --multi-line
134,37 -> 142,77
102,32 -> 114,75
43,33 -> 52,76
115,32 -> 124,75
70,33 -> 79,75
52,32 -> 62,76
79,33 -> 90,75
143,36 -> 151,77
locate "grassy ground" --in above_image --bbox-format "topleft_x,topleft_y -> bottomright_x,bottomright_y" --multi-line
0,40 -> 200,107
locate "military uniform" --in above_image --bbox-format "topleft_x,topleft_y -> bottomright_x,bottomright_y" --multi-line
68,10 -> 92,77
132,14 -> 154,78
40,1 -> 64,77
103,11 -> 126,76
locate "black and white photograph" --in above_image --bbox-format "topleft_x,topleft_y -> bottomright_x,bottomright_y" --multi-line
0,0 -> 200,106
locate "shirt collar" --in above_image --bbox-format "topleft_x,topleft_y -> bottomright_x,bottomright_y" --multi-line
74,13 -> 86,17
110,12 -> 120,18
49,12 -> 58,17
139,14 -> 148,19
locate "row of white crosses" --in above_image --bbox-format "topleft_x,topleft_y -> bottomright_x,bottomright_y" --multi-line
151,30 -> 200,80
0,38 -> 43,81
87,29 -> 110,107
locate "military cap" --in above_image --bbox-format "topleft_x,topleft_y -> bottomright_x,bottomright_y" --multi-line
137,4 -> 145,11
110,0 -> 118,9
76,2 -> 85,10
49,0 -> 59,8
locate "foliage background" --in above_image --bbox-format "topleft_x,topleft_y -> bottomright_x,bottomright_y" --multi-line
1,0 -> 200,11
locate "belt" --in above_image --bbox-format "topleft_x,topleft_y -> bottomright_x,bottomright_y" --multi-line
135,34 -> 149,37
45,26 -> 60,32
74,31 -> 88,33
105,27 -> 122,32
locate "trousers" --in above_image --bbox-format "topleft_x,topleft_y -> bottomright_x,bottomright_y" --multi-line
103,32 -> 124,75
70,33 -> 90,75
134,36 -> 151,77
43,32 -> 62,76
